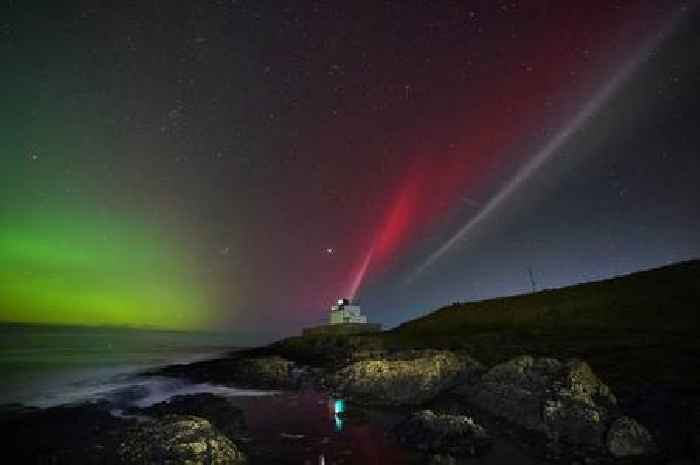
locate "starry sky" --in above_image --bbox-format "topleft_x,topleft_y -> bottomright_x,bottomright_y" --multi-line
1,1 -> 699,338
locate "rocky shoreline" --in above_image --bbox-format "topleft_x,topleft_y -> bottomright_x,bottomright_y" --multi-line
171,349 -> 658,463
2,340 -> 697,465
156,339 -> 700,464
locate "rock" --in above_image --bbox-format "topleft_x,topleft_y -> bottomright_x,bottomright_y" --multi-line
118,415 -> 246,465
226,356 -> 299,389
155,355 -> 301,390
394,410 -> 491,457
606,416 -> 657,457
612,382 -> 699,460
334,350 -> 483,405
467,356 -> 618,450
130,393 -> 247,441
541,394 -> 609,449
0,401 -> 132,464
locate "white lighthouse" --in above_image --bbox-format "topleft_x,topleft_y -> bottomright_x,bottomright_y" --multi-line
302,297 -> 380,336
329,298 -> 367,324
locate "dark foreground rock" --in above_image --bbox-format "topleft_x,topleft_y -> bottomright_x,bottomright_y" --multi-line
394,410 -> 491,457
118,415 -> 247,465
0,399 -> 250,465
333,350 -> 483,406
225,356 -> 300,389
614,382 -> 700,462
129,393 -> 247,441
0,401 -> 132,465
157,355 -> 303,390
605,416 -> 658,458
461,355 -> 657,459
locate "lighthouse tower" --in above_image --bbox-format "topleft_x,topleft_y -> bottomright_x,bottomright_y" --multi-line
328,298 -> 367,325
302,298 -> 380,336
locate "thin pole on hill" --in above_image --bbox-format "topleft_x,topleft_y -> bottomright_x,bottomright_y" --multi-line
528,266 -> 537,293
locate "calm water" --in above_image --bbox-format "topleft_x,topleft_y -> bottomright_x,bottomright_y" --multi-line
226,392 -> 545,465
229,391 -> 422,465
0,323 -> 247,406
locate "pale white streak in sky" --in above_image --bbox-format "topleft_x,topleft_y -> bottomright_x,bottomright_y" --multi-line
348,246 -> 374,299
406,7 -> 688,283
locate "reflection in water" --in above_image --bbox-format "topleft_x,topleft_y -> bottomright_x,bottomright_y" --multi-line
227,391 -> 423,464
218,390 -> 544,464
332,398 -> 345,432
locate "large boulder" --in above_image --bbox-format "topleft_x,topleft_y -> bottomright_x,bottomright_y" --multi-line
117,415 -> 246,465
464,355 -> 658,458
469,356 -> 616,446
334,350 -> 483,405
394,410 -> 491,457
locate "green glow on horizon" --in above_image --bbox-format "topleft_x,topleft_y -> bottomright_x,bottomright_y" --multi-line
0,40 -> 215,331
0,205 -> 209,330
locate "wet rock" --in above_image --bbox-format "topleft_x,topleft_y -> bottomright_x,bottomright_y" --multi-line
227,356 -> 299,389
467,356 -> 618,449
117,415 -> 246,465
395,410 -> 491,457
130,393 -> 247,441
461,355 -> 660,459
156,354 -> 301,390
334,350 -> 483,405
606,416 -> 657,457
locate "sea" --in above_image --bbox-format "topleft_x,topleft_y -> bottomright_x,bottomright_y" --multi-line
0,323 -> 269,407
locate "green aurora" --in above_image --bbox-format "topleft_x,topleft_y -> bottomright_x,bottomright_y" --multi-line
0,204 -> 208,330
0,146 -> 210,330
0,26 -> 212,330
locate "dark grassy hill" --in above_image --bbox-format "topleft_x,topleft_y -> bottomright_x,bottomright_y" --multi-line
393,259 -> 700,335
274,260 -> 699,390
384,260 -> 700,388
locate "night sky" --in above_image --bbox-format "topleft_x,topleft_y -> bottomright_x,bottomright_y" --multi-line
1,1 -> 699,339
